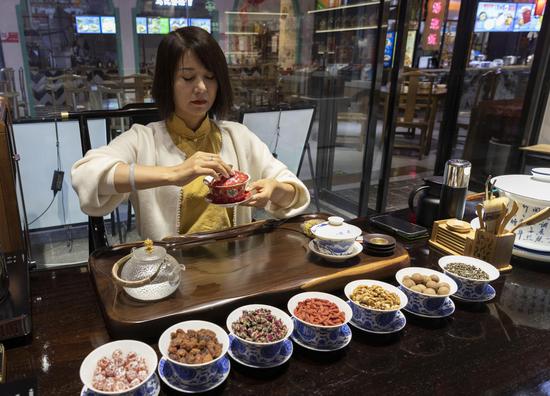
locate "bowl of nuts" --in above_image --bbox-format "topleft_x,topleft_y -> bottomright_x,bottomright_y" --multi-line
287,291 -> 353,351
157,320 -> 229,387
395,267 -> 458,316
226,304 -> 293,367
344,280 -> 408,332
438,255 -> 499,301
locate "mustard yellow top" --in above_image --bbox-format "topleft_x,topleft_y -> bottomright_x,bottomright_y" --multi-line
165,114 -> 233,234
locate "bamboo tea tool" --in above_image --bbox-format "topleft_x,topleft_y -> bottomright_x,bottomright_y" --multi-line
497,200 -> 518,235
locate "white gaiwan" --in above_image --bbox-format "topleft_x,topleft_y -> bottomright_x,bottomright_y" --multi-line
310,216 -> 362,256
491,175 -> 550,261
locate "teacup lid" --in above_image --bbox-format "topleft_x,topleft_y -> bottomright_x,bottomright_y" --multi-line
311,216 -> 362,241
132,239 -> 166,263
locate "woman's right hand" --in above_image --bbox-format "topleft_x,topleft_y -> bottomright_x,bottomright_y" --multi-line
168,151 -> 234,186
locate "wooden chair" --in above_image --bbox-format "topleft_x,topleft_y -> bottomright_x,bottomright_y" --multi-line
456,70 -> 501,140
335,112 -> 367,151
393,72 -> 436,159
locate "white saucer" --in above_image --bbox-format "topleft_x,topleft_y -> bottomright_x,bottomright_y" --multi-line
402,297 -> 455,318
308,240 -> 363,262
205,191 -> 253,208
227,336 -> 293,369
290,323 -> 352,352
81,373 -> 161,396
157,356 -> 230,394
453,284 -> 496,303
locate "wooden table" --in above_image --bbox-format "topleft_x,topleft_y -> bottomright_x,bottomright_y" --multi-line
519,144 -> 550,172
3,218 -> 550,395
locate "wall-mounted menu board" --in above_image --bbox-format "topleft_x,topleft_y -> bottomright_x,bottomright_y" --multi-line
170,18 -> 188,31
148,17 -> 170,34
190,18 -> 211,33
76,16 -> 101,34
136,17 -> 210,34
136,17 -> 147,34
474,2 -> 516,32
513,4 -> 542,32
100,16 -> 116,34
474,2 -> 544,33
76,16 -> 116,34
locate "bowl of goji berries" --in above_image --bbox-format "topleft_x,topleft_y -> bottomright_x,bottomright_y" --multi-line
287,292 -> 353,351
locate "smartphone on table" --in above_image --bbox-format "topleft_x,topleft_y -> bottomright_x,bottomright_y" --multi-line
369,214 -> 429,240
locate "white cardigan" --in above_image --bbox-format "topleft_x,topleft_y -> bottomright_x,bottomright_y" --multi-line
71,120 -> 310,240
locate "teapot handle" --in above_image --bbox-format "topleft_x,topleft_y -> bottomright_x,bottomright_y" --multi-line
408,185 -> 430,212
111,254 -> 164,288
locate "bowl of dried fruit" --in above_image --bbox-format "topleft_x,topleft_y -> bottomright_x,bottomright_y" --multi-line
157,320 -> 229,387
438,255 -> 499,301
344,279 -> 408,330
395,267 -> 458,315
226,304 -> 293,367
287,291 -> 353,351
79,339 -> 158,395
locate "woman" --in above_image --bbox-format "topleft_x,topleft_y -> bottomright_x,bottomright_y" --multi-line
71,27 -> 310,241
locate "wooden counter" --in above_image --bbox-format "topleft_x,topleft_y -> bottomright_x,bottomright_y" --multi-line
3,218 -> 550,395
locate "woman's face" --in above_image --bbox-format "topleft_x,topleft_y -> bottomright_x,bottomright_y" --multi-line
173,50 -> 218,128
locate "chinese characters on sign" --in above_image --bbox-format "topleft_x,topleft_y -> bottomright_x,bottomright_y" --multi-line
422,0 -> 448,51
0,32 -> 19,43
154,0 -> 193,6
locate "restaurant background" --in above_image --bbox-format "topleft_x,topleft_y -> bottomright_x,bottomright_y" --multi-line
0,0 -> 549,269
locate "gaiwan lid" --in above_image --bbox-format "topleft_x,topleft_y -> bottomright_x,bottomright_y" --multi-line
311,216 -> 362,241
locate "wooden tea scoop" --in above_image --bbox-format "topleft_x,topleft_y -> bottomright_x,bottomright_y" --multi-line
483,197 -> 509,234
510,207 -> 550,234
497,200 -> 519,235
494,203 -> 507,236
476,203 -> 485,230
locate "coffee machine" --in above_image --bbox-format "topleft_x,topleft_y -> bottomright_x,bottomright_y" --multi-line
0,101 -> 31,341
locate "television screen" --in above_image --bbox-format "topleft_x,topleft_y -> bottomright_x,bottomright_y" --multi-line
190,18 -> 211,33
148,17 -> 169,34
76,16 -> 101,34
136,17 -> 147,34
100,16 -> 116,34
513,4 -> 541,32
170,18 -> 188,32
474,2 -> 516,32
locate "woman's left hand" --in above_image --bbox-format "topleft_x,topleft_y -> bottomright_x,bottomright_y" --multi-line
244,179 -> 296,209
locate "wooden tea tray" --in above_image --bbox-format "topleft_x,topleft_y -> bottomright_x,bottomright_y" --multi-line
88,214 -> 410,340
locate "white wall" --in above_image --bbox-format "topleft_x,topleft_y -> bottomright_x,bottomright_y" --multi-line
0,0 -> 25,94
539,93 -> 550,144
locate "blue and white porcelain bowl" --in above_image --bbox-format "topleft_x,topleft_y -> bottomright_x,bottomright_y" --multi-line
226,304 -> 293,367
158,320 -> 229,388
79,340 -> 158,395
395,267 -> 458,316
287,291 -> 353,350
438,255 -> 499,300
344,280 -> 408,331
311,216 -> 362,256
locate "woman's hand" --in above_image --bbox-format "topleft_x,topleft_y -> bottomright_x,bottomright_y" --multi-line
168,151 -> 234,186
244,179 -> 296,209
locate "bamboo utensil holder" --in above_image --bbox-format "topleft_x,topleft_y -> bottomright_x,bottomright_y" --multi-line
464,229 -> 514,272
429,219 -> 475,256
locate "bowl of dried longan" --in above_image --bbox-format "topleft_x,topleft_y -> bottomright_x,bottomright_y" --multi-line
395,267 -> 458,315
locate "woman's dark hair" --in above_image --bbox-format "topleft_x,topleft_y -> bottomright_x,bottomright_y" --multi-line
152,26 -> 233,120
